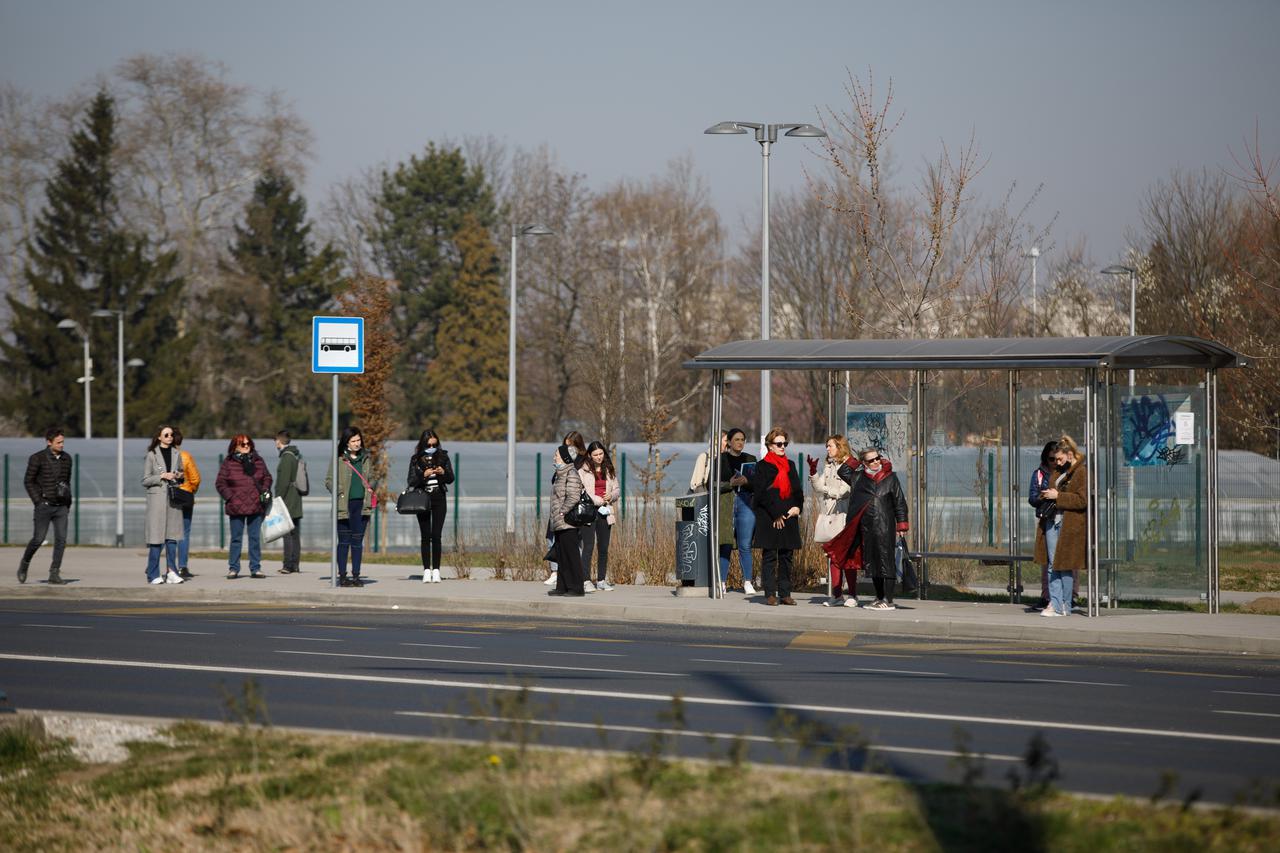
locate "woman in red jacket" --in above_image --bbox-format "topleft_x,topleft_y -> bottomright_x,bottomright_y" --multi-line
215,434 -> 272,579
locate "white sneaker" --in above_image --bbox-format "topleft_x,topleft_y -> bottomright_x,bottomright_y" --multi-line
543,572 -> 558,586
149,576 -> 166,585
1040,608 -> 1061,618
823,596 -> 844,607
583,580 -> 596,592
422,570 -> 430,583
431,568 -> 441,583
843,597 -> 859,607
165,570 -> 184,584
743,580 -> 757,596
596,580 -> 614,591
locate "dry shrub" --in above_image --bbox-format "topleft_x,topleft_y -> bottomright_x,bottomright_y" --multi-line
610,514 -> 674,586
480,519 -> 550,582
451,526 -> 473,580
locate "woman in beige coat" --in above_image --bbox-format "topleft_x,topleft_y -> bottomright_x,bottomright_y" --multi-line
578,441 -> 620,591
547,444 -> 587,597
141,425 -> 186,585
809,435 -> 854,606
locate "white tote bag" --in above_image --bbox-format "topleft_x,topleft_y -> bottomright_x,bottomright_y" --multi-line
261,496 -> 295,544
813,512 -> 846,543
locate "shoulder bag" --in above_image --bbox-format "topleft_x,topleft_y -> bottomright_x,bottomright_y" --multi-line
564,491 -> 596,527
813,512 -> 845,543
396,488 -> 431,515
343,457 -> 379,510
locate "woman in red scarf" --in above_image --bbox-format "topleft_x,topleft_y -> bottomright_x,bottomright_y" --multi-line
749,427 -> 805,605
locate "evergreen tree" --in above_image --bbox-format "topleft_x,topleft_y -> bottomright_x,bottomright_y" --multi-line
200,169 -> 343,435
371,143 -> 497,429
427,216 -> 509,439
0,91 -> 190,436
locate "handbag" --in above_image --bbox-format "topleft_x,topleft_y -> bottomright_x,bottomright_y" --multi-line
396,488 -> 431,515
564,491 -> 597,527
168,483 -> 194,510
895,536 -> 918,594
261,496 -> 296,544
813,512 -> 845,543
1034,499 -> 1057,519
343,457 -> 379,510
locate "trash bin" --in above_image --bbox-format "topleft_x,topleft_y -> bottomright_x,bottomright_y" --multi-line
674,491 -> 711,587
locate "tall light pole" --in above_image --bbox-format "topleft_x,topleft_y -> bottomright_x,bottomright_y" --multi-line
1023,247 -> 1041,328
55,319 -> 93,438
706,121 -> 827,449
1102,264 -> 1138,559
506,223 -> 553,535
91,308 -> 148,546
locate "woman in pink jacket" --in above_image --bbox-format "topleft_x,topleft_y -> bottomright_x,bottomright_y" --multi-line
577,441 -> 620,591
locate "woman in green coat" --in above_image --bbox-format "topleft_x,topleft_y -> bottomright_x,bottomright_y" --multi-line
324,426 -> 376,587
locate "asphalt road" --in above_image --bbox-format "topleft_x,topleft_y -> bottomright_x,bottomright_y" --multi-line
2,598 -> 1278,805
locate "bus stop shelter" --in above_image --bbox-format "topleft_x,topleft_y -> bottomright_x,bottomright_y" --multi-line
683,336 -> 1247,616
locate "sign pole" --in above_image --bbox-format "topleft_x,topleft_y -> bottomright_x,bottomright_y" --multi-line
312,314 -> 364,590
331,373 -> 338,589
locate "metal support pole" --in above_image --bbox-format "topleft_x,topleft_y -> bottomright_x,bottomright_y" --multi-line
331,374 -> 338,589
114,311 -> 124,547
2,454 -> 7,544
218,453 -> 225,548
709,369 -> 724,599
1008,371 -> 1020,603
1085,369 -> 1101,617
535,452 -> 543,520
914,370 -> 928,599
506,227 -> 518,535
81,334 -> 92,439
74,452 -> 81,545
619,452 -> 626,519
759,139 -> 771,454
1207,369 -> 1220,613
453,453 -> 461,547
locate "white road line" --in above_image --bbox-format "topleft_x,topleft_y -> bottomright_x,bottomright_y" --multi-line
402,642 -> 480,650
3,653 -> 1279,747
1215,690 -> 1280,698
268,636 -> 341,642
141,630 -> 214,636
691,659 -> 781,667
1214,710 -> 1280,719
21,624 -> 91,630
542,650 -> 624,658
1025,678 -> 1125,688
275,649 -> 683,678
394,711 -> 1024,762
850,667 -> 947,677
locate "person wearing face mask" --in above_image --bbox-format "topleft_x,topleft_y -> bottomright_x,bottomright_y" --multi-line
578,441 -> 620,591
750,428 -> 804,606
141,424 -> 187,585
826,448 -> 909,610
809,434 -> 855,606
1037,434 -> 1087,617
547,443 -> 588,597
324,426 -> 376,588
407,428 -> 454,583
215,433 -> 273,580
718,427 -> 758,595
1028,440 -> 1062,610
543,431 -> 589,588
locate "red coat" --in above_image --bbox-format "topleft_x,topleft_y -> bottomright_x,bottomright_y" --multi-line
215,452 -> 272,516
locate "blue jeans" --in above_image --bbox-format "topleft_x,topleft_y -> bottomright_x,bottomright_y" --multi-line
178,508 -> 193,569
719,493 -> 755,585
146,540 -> 177,581
228,514 -> 263,575
1045,519 -> 1073,614
337,499 -> 367,578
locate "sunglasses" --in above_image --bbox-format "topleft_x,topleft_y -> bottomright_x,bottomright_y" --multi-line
771,440 -> 789,448
863,455 -> 881,464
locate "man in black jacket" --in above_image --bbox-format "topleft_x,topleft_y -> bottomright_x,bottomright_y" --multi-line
19,427 -> 74,584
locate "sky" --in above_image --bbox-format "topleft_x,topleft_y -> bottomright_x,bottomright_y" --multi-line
2,0 -> 1278,273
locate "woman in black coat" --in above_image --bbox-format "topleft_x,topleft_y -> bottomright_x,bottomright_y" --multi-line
750,428 -> 804,606
836,448 -> 909,610
406,428 -> 455,584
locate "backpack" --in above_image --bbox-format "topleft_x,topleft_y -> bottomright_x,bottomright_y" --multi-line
294,453 -> 310,496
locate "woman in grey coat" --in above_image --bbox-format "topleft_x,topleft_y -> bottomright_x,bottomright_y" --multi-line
547,444 -> 587,597
141,425 -> 186,585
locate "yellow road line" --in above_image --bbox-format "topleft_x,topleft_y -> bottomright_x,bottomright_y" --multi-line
787,631 -> 855,651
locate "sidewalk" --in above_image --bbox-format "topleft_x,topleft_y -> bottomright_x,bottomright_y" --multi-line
5,547 -> 1279,655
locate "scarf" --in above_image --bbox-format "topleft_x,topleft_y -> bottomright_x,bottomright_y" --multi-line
766,450 -> 792,500
235,452 -> 256,478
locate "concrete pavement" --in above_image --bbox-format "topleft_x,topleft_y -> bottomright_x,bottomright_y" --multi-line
4,546 -> 1280,655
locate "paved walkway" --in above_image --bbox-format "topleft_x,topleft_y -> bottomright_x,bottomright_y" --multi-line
5,547 -> 1279,655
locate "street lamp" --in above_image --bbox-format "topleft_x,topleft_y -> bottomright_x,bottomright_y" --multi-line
705,120 -> 827,450
506,223 -> 553,535
91,308 -> 129,546
1023,247 -> 1041,328
55,319 -> 93,439
1101,264 -> 1138,560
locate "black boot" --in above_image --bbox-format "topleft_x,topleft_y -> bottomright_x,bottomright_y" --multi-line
47,570 -> 65,585
17,560 -> 29,584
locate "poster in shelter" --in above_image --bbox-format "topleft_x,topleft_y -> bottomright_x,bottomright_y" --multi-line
846,405 -> 911,466
1121,393 -> 1191,466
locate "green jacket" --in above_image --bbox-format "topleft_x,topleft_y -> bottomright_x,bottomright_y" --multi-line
275,445 -> 303,519
325,451 -> 375,520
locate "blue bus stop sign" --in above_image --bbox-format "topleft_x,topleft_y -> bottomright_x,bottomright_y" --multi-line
312,316 -> 365,374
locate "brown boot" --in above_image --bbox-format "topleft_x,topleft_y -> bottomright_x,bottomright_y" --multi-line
779,596 -> 796,606
765,595 -> 778,606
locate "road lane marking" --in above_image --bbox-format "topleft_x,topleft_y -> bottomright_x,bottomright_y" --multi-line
849,667 -> 947,677
393,711 -> 1024,762
1214,710 -> 1280,718
691,659 -> 781,667
1215,690 -> 1280,698
434,630 -> 498,636
21,624 -> 91,629
545,636 -> 632,644
1142,670 -> 1250,679
403,642 -> 481,650
275,649 -> 683,678
5,653 -> 1279,747
688,644 -> 766,651
141,630 -> 215,636
311,625 -> 374,631
269,636 -> 341,642
1024,678 -> 1125,688
543,651 -> 625,658
787,632 -> 854,650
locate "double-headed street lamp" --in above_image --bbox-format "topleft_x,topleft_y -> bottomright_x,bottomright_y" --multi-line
91,308 -> 144,547
705,121 -> 826,448
55,319 -> 93,439
506,223 -> 554,535
1101,263 -> 1138,559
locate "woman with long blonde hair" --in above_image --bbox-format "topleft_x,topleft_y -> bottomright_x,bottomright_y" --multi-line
809,435 -> 855,606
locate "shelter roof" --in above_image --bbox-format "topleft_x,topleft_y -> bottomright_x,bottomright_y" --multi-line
683,336 -> 1246,372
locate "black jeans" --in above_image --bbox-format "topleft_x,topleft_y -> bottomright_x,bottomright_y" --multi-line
22,503 -> 68,570
761,548 -> 794,598
553,528 -> 585,593
281,518 -> 301,572
416,492 -> 448,572
873,577 -> 896,603
579,516 -> 611,582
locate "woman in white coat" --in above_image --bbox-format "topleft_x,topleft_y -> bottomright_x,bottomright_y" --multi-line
578,441 -> 621,591
809,434 -> 854,606
141,425 -> 186,585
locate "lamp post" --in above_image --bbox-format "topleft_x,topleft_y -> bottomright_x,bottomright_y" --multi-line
506,223 -> 554,535
91,308 -> 146,547
55,319 -> 93,439
1102,264 -> 1138,559
1023,247 -> 1041,328
705,121 -> 826,451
